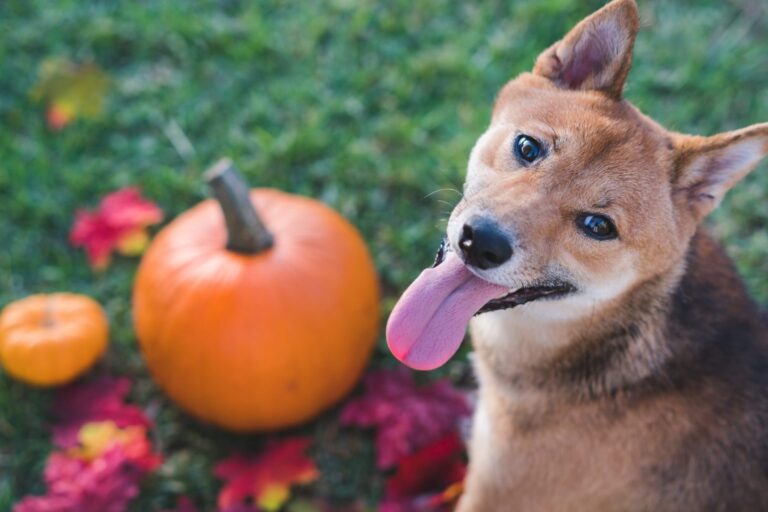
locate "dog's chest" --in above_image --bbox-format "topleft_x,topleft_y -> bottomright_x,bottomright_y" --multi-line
461,392 -> 659,512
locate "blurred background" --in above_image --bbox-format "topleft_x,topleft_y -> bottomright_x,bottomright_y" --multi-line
1,0 -> 767,510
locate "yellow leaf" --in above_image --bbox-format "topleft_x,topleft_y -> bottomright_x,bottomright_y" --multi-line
257,483 -> 290,511
70,420 -> 144,460
31,58 -> 110,127
116,229 -> 150,256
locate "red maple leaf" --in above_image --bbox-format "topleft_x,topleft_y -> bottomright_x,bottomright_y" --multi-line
16,375 -> 161,512
379,432 -> 467,512
69,209 -> 116,269
69,187 -> 162,269
52,376 -> 151,449
14,438 -> 161,512
70,421 -> 162,471
340,369 -> 470,469
214,437 -> 319,511
97,187 -> 163,231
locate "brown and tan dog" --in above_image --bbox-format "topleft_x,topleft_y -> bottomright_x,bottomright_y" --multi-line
386,0 -> 768,509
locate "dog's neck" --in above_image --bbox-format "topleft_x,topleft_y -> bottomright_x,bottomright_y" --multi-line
470,230 -> 762,401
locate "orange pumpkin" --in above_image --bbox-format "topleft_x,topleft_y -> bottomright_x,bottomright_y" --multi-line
133,159 -> 379,431
0,293 -> 109,387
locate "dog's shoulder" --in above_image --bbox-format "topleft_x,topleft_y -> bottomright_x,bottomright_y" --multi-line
668,228 -> 768,382
645,229 -> 768,508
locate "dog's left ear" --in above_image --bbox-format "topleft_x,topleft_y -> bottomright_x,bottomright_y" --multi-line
673,123 -> 768,221
533,0 -> 639,99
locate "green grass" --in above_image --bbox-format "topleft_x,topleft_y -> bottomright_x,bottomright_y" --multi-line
1,0 -> 766,509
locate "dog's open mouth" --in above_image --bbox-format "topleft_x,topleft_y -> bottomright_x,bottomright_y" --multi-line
432,238 -> 575,315
387,239 -> 576,370
477,283 -> 575,314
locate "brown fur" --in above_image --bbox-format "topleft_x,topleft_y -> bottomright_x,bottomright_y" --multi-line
449,1 -> 768,510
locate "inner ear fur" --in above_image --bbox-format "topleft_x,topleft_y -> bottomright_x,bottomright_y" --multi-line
672,123 -> 768,221
533,0 -> 639,99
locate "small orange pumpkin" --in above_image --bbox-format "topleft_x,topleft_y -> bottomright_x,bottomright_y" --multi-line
133,159 -> 379,431
0,293 -> 109,387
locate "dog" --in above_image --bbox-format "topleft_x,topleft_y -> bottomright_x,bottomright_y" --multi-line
386,0 -> 768,509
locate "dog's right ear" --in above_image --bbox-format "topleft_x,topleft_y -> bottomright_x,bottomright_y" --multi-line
533,0 -> 639,99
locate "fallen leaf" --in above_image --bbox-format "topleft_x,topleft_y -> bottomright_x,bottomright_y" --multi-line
70,421 -> 144,460
115,229 -> 150,256
215,438 -> 319,511
98,187 -> 164,233
14,441 -> 159,512
69,187 -> 163,269
31,58 -> 110,130
340,369 -> 470,469
52,376 -> 151,449
69,420 -> 162,472
69,210 -> 115,269
379,432 -> 466,512
16,375 -> 162,512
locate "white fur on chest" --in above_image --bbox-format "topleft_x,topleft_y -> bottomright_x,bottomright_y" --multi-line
469,307 -> 574,371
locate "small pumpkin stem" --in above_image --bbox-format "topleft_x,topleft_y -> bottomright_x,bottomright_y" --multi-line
205,158 -> 274,254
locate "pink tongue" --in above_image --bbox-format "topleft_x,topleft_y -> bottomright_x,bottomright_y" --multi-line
386,252 -> 507,370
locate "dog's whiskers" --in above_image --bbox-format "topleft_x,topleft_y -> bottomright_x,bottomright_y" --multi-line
424,188 -> 464,200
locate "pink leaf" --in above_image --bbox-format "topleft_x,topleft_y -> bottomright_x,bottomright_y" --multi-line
14,443 -> 156,512
340,369 -> 470,469
69,210 -> 117,269
52,377 -> 151,449
99,187 -> 163,232
16,376 -> 161,512
69,187 -> 162,269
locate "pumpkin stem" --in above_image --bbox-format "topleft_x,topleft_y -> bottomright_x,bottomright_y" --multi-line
205,158 -> 274,254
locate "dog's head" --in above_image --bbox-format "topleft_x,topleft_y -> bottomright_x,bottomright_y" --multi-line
447,0 -> 768,320
386,0 -> 768,371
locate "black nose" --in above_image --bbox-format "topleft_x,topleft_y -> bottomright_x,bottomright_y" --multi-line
459,220 -> 513,269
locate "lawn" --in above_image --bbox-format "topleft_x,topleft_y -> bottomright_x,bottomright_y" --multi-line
1,0 -> 767,510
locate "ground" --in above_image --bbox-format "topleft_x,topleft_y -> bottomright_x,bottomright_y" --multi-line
1,0 -> 767,509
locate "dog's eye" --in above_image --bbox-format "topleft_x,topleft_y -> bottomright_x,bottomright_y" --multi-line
578,214 -> 618,240
514,135 -> 542,163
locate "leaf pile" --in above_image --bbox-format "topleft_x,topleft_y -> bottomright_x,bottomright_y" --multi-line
341,369 -> 471,511
14,377 -> 162,512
